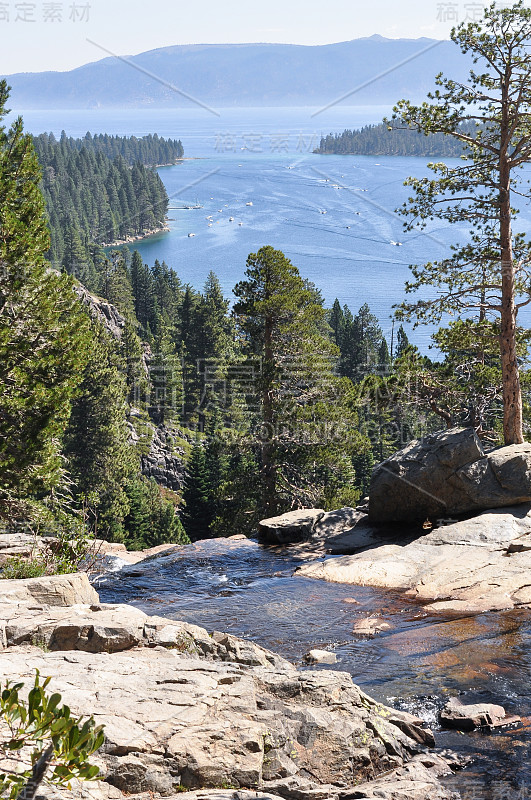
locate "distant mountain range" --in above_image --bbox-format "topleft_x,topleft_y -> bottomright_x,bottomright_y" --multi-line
2,36 -> 473,110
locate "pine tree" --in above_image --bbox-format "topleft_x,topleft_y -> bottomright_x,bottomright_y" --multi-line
0,81 -> 92,519
378,338 -> 391,371
395,325 -> 410,360
181,443 -> 214,541
122,319 -> 148,409
329,299 -> 345,348
233,246 -> 361,515
64,324 -> 133,541
149,317 -> 184,425
391,1 -> 531,444
130,250 -> 155,332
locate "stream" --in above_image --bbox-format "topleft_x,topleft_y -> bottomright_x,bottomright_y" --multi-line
97,537 -> 531,800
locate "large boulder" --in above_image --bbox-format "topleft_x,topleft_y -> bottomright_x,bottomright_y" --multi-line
369,427 -> 531,524
258,509 -> 325,544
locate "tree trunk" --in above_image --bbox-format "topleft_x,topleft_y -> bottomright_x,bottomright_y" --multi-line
499,141 -> 524,444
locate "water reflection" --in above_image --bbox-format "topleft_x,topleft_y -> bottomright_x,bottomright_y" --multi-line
98,538 -> 531,799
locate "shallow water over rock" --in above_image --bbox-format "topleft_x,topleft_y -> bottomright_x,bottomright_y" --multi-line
97,537 -> 531,799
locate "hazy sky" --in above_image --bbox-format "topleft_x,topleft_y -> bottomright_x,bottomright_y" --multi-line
1,0 -> 509,74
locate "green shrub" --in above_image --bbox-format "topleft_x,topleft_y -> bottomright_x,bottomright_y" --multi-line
0,558 -> 48,580
0,671 -> 104,800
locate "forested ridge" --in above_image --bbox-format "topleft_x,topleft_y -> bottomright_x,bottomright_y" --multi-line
48,131 -> 184,167
316,121 -> 477,157
31,132 -> 181,287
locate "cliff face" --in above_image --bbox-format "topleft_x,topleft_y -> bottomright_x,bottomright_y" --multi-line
73,282 -> 187,493
73,283 -> 126,340
140,423 -> 187,493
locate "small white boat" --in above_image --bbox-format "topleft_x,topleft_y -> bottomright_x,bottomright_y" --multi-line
390,240 -> 403,246
229,217 -> 235,221
320,210 -> 327,214
246,201 -> 253,206
238,222 -> 243,226
208,223 -> 213,227
188,233 -> 196,238
218,209 -> 223,212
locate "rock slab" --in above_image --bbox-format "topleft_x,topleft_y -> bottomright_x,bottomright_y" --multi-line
297,504 -> 531,613
438,697 -> 514,731
1,639 -> 439,800
258,509 -> 325,544
0,572 -> 98,606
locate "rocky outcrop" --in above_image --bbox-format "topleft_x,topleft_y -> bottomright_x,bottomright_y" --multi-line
297,504 -> 531,613
0,601 -> 291,667
303,649 -> 338,665
141,424 -> 187,493
438,698 -> 521,732
369,427 -> 531,524
0,575 -> 456,800
258,510 -> 325,544
0,572 -> 98,606
0,644 -> 446,800
73,283 -> 125,340
258,508 -> 370,547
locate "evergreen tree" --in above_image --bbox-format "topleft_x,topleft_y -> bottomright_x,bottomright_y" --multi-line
124,477 -> 189,549
391,1 -> 531,444
394,325 -> 410,360
233,246 -> 362,515
64,324 -> 133,541
328,299 -> 345,348
105,251 -> 135,319
181,443 -> 214,541
130,250 -> 155,332
122,319 -> 148,408
378,338 -> 391,370
149,318 -> 184,425
0,81 -> 92,520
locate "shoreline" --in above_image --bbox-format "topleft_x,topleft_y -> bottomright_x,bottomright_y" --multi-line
101,224 -> 170,249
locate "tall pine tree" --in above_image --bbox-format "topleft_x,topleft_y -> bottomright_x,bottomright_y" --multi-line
0,82 -> 91,520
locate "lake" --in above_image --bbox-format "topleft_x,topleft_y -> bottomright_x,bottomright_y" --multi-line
13,106 -> 531,351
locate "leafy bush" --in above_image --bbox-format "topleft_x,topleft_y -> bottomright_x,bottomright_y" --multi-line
0,671 -> 104,800
0,558 -> 48,580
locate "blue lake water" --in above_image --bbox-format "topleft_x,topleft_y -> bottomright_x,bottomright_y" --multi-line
13,106 -> 531,351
